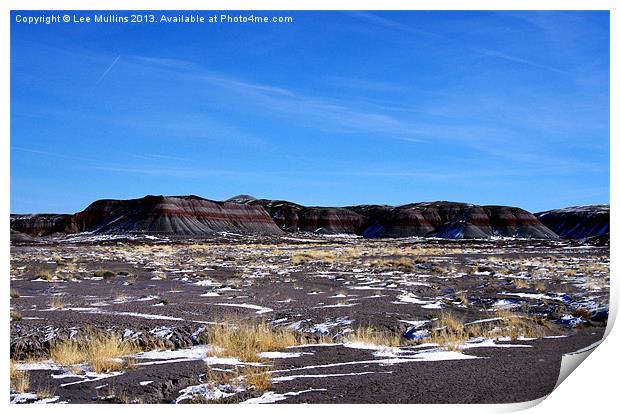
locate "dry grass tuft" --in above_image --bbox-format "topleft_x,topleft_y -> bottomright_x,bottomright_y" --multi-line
34,385 -> 56,399
94,269 -> 116,279
87,335 -> 138,372
582,261 -> 609,275
50,296 -> 67,309
427,309 -> 551,350
208,318 -> 305,362
50,341 -> 83,366
433,264 -> 457,275
36,270 -> 54,281
347,326 -> 402,347
564,268 -> 578,276
10,310 -> 22,321
476,265 -> 495,273
292,250 -> 335,265
512,278 -> 530,289
369,257 -> 416,271
50,333 -> 139,373
533,280 -> 547,291
242,366 -> 272,391
10,361 -> 30,393
493,309 -> 547,340
206,365 -> 272,393
585,279 -> 603,291
207,368 -> 241,388
428,312 -> 467,351
572,308 -> 592,319
104,386 -> 130,403
455,293 -> 469,306
10,288 -> 20,299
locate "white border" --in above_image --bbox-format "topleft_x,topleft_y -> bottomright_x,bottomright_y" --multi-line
1,1 -> 615,413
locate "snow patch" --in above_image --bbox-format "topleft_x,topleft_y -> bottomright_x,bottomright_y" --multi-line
241,388 -> 327,404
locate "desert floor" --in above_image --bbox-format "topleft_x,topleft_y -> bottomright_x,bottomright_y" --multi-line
10,236 -> 609,404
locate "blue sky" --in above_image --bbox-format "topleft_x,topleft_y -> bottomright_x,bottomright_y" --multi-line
11,11 -> 609,213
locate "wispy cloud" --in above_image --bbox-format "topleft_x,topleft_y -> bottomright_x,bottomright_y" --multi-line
347,11 -> 444,38
110,113 -> 268,147
352,11 -> 569,75
475,48 -> 568,74
324,75 -> 403,93
11,146 -> 100,163
125,55 -> 418,140
95,55 -> 120,85
120,52 -> 606,167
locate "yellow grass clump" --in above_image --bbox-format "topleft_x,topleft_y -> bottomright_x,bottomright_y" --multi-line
10,361 -> 30,393
50,334 -> 139,373
426,310 -> 550,350
292,250 -> 335,265
586,281 -> 601,291
36,270 -> 55,281
572,308 -> 592,319
34,385 -> 55,399
50,341 -> 83,366
50,296 -> 67,309
242,366 -> 272,391
369,257 -> 416,271
512,278 -> 530,289
455,293 -> 469,306
208,319 -> 305,362
428,312 -> 467,351
346,326 -> 402,347
10,310 -> 22,321
564,268 -> 578,276
493,309 -> 547,340
206,365 -> 272,393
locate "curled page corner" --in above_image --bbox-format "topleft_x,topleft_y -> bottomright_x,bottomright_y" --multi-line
500,333 -> 608,412
552,261 -> 617,392
555,339 -> 603,389
499,395 -> 548,412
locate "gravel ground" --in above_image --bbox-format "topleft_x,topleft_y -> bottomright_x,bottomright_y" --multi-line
10,237 -> 609,404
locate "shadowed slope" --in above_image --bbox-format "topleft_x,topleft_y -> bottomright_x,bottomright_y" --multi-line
535,205 -> 610,239
10,195 -> 576,240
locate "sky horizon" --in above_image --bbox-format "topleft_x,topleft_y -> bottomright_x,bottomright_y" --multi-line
11,11 -> 610,214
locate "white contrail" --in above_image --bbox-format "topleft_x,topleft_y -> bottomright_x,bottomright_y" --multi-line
95,55 -> 120,85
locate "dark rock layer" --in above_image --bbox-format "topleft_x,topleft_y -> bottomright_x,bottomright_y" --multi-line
245,199 -> 557,239
10,229 -> 35,242
10,214 -> 73,236
11,195 -> 591,240
349,202 -> 557,239
535,205 -> 610,239
10,324 -> 209,360
249,199 -> 366,234
11,195 -> 283,237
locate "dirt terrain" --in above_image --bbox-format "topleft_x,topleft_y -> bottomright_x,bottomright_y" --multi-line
9,235 -> 609,404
